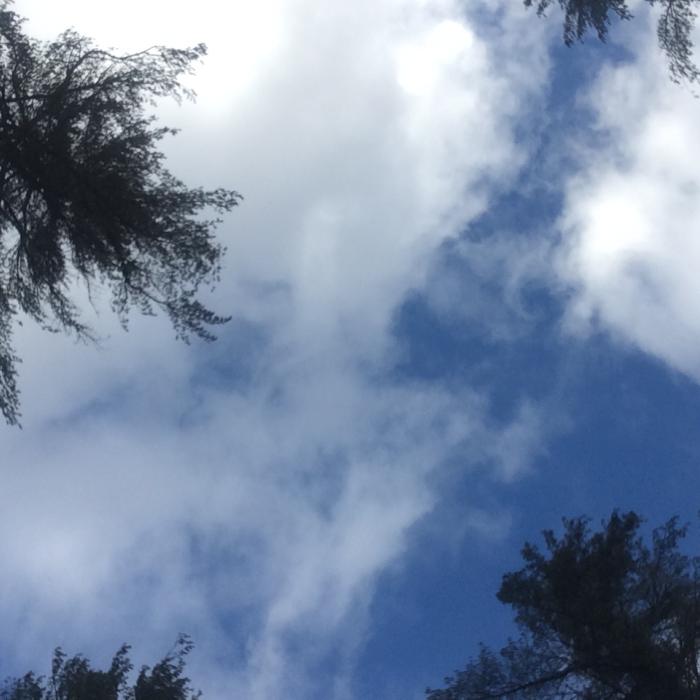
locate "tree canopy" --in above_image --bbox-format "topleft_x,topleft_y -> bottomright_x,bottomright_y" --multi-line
526,0 -> 700,83
426,511 -> 700,699
0,635 -> 202,700
0,1 -> 241,425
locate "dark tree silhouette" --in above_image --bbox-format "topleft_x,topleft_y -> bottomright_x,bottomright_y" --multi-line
526,0 -> 700,83
0,1 -> 241,425
426,511 -> 700,699
0,635 -> 202,700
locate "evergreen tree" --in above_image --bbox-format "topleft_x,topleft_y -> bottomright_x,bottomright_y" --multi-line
0,2 -> 241,424
427,512 -> 700,699
527,0 -> 700,83
1,635 -> 201,700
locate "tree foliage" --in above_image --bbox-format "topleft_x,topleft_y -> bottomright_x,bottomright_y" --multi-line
426,511 -> 700,699
0,635 -> 202,700
0,1 -> 241,424
525,0 -> 700,83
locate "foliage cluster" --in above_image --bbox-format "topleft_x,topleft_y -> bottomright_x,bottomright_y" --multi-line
526,0 -> 700,82
427,512 -> 700,699
0,635 -> 201,700
0,1 -> 240,424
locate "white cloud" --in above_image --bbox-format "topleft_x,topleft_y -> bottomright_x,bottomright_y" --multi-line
556,12 -> 700,381
1,1 -> 551,697
423,232 -> 554,342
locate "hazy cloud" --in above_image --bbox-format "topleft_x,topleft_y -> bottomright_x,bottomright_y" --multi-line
1,1 -> 552,697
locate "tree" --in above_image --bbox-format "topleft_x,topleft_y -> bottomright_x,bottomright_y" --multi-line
0,634 -> 202,700
0,1 -> 242,425
525,0 -> 700,83
426,511 -> 700,699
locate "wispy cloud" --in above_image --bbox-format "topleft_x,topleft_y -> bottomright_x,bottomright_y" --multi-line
2,0 -> 552,696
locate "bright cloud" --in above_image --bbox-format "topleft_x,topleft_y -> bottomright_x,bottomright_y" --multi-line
557,13 -> 700,381
1,1 -> 551,697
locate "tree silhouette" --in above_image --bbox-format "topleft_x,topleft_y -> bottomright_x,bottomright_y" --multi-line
0,1 -> 241,424
0,635 -> 202,700
427,511 -> 700,699
526,0 -> 700,83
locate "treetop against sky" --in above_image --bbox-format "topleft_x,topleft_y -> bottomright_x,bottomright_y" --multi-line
1,0 -> 700,698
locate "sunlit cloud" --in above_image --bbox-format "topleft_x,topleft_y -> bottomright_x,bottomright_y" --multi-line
557,16 -> 700,380
1,1 -> 553,697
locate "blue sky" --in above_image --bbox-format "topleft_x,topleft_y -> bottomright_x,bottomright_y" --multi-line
2,1 -> 700,698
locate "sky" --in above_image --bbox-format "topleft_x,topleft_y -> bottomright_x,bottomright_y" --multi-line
2,0 -> 700,698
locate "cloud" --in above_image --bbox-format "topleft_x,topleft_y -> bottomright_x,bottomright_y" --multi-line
422,232 -> 554,342
1,1 -> 551,697
556,11 -> 700,381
